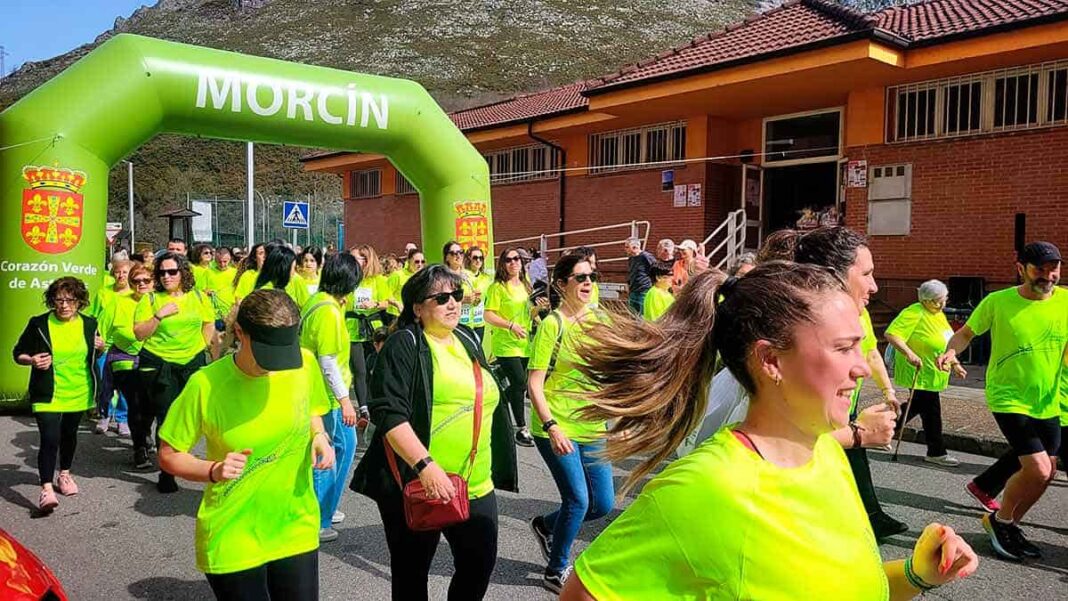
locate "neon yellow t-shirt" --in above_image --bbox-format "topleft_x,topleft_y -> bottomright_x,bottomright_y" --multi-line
850,308 -> 877,414
158,350 -> 329,575
92,286 -> 133,348
35,314 -> 93,413
590,282 -> 600,309
191,264 -> 213,292
108,293 -> 144,371
575,428 -> 888,601
425,334 -> 501,499
348,274 -> 388,343
386,268 -> 414,316
966,286 -> 1068,419
484,280 -> 532,358
255,278 -> 311,310
886,303 -> 953,392
206,266 -> 238,320
134,291 -> 213,364
300,292 -> 351,409
234,270 -> 258,301
460,271 -> 492,328
528,310 -> 607,443
299,272 -> 320,298
642,286 -> 674,321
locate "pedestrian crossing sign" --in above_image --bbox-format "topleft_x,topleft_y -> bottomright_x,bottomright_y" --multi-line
282,201 -> 310,229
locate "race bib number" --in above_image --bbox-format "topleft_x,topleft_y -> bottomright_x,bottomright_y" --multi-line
354,287 -> 373,306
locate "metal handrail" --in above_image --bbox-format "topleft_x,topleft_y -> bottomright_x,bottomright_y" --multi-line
495,220 -> 651,265
702,209 -> 747,270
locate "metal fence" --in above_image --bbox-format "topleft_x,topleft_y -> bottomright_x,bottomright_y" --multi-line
187,194 -> 344,250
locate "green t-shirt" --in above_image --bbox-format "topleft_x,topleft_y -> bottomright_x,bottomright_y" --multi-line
642,286 -> 674,321
965,286 -> 1068,419
528,310 -> 607,443
35,314 -> 93,413
574,428 -> 888,601
886,303 -> 953,392
386,268 -> 414,316
425,333 -> 501,499
300,292 -> 351,409
850,308 -> 877,414
299,272 -> 320,298
347,274 -> 388,343
134,291 -> 213,364
191,264 -> 212,292
460,271 -> 493,328
255,278 -> 311,310
234,269 -> 258,300
158,349 -> 329,574
208,266 -> 238,320
92,286 -> 133,348
484,280 -> 532,358
108,293 -> 144,371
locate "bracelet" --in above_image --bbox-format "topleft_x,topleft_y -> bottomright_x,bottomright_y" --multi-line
904,557 -> 937,591
849,421 -> 862,449
208,461 -> 220,483
541,419 -> 558,433
414,456 -> 434,474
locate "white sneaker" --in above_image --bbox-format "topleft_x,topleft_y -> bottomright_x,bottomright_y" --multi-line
94,417 -> 110,434
924,454 -> 960,467
331,511 -> 345,524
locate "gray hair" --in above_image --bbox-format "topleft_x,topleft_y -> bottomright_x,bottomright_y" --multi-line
626,237 -> 642,249
657,238 -> 674,250
918,279 -> 948,302
727,252 -> 758,276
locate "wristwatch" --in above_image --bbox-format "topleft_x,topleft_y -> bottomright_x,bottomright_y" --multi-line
414,456 -> 434,474
541,419 -> 558,433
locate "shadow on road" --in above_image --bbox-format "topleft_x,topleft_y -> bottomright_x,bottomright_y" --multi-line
128,576 -> 213,600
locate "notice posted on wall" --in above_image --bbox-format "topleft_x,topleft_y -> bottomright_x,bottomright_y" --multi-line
687,183 -> 702,207
847,160 -> 868,188
673,184 -> 687,207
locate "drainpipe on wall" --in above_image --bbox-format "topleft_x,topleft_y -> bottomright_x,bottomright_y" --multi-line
527,120 -> 566,250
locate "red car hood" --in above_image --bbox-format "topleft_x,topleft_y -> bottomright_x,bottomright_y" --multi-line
0,528 -> 67,601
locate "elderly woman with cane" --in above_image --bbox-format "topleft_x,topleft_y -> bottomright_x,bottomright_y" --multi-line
884,280 -> 967,466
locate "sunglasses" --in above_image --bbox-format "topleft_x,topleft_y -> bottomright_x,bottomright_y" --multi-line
131,278 -> 152,285
470,255 -> 484,261
158,268 -> 181,277
570,272 -> 599,283
446,250 -> 464,256
412,259 -> 427,265
54,298 -> 78,305
423,289 -> 464,305
503,256 -> 522,264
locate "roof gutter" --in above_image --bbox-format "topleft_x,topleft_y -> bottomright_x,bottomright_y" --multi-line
527,120 -> 567,246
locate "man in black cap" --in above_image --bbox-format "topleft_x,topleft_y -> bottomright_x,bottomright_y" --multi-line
938,241 -> 1067,561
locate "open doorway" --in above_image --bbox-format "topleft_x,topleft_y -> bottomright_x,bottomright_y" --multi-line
762,162 -> 838,233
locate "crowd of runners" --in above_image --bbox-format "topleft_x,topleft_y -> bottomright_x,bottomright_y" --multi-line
11,226 -> 1067,600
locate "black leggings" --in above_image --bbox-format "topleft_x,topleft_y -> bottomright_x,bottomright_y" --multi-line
349,341 -> 372,410
114,369 -> 150,453
494,356 -> 527,428
35,412 -> 82,485
205,549 -> 318,601
377,492 -> 498,601
896,389 -> 947,457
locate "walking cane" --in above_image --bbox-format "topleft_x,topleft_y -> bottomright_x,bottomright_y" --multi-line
890,369 -> 921,463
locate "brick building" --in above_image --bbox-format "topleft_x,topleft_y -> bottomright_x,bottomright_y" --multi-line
303,0 -> 1068,310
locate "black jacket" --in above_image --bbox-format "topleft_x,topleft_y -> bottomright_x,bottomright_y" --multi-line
12,312 -> 99,405
350,322 -> 519,503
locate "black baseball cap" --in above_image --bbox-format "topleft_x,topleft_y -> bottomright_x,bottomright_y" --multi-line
1018,241 -> 1062,266
236,313 -> 303,371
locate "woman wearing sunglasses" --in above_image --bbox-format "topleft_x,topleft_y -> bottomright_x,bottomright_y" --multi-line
484,247 -> 538,447
461,246 -> 493,342
386,247 -> 426,319
133,251 -> 215,493
527,253 -> 613,593
191,244 -> 215,292
350,265 -> 518,601
105,264 -> 156,469
14,276 -> 104,514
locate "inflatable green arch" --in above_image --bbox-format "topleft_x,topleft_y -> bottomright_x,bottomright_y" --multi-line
0,34 -> 492,401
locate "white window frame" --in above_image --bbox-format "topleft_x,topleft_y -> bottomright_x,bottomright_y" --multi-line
588,121 -> 687,174
888,59 -> 1068,144
761,107 -> 844,167
351,169 -> 381,199
483,144 -> 559,184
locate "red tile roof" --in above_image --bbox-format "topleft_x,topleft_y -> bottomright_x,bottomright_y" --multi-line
448,82 -> 589,131
874,0 -> 1068,43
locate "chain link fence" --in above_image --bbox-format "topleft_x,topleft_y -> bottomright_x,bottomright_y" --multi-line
186,193 -> 344,250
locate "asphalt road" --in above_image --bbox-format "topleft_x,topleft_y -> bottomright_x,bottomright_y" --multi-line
0,414 -> 1065,600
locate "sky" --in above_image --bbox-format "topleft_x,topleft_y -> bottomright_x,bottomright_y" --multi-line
0,0 -> 147,76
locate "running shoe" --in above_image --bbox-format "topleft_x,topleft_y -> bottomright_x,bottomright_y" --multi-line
332,511 -> 346,525
319,528 -> 339,543
870,512 -> 908,541
357,407 -> 370,430
1007,524 -> 1042,559
965,481 -> 1001,512
543,566 -> 573,594
117,422 -> 131,437
55,473 -> 78,496
515,428 -> 535,448
133,448 -> 153,470
530,515 -> 553,562
923,454 -> 960,467
982,512 -> 1022,561
157,472 -> 179,494
94,417 -> 110,434
38,488 -> 59,514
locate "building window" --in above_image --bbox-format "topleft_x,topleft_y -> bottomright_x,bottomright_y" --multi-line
396,171 -> 417,195
483,144 -> 559,184
588,122 -> 686,174
763,109 -> 842,164
351,169 -> 381,199
889,60 -> 1068,143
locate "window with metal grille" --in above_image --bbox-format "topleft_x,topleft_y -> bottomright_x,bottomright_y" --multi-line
396,171 -> 417,195
889,60 -> 1068,143
351,169 -> 381,198
482,144 -> 559,184
588,122 -> 686,173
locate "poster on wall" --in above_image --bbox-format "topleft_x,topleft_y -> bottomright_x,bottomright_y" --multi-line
847,160 -> 868,188
687,183 -> 702,207
673,184 -> 687,208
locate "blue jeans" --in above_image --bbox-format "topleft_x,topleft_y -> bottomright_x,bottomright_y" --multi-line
534,437 -> 615,573
628,289 -> 647,316
96,353 -> 127,423
313,407 -> 357,529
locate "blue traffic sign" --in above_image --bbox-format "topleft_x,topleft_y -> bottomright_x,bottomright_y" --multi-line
282,201 -> 310,229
